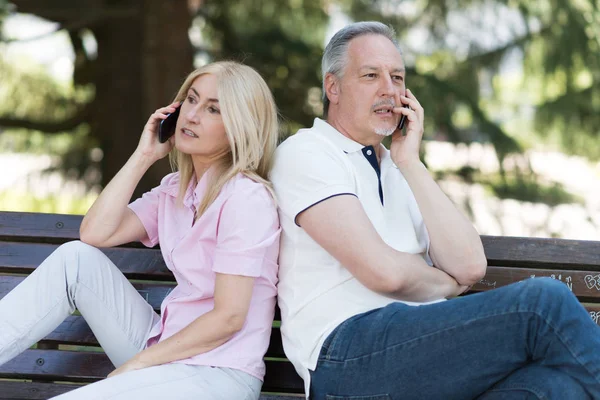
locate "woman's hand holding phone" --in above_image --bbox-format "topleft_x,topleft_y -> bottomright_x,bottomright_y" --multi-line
390,88 -> 426,169
135,102 -> 180,164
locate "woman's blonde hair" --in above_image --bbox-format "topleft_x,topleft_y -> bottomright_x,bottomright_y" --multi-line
169,61 -> 279,219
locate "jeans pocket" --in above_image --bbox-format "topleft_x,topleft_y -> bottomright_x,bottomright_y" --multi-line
325,395 -> 391,400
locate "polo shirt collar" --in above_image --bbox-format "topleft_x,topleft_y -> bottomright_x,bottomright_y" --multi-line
314,118 -> 390,161
314,118 -> 364,154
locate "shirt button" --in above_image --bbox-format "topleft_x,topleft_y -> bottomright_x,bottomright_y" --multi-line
366,149 -> 373,156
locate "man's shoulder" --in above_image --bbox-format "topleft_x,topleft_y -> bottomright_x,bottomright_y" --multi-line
276,126 -> 321,153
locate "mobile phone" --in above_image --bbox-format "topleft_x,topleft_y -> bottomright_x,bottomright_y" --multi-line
397,90 -> 410,130
397,107 -> 409,131
158,104 -> 181,143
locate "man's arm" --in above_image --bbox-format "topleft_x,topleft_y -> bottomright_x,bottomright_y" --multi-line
399,161 -> 487,286
297,195 -> 467,302
392,89 -> 487,286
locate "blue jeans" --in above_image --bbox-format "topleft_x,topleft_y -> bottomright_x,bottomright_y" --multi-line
309,278 -> 600,400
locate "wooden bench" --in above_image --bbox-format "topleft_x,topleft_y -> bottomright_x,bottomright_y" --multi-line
0,210 -> 599,399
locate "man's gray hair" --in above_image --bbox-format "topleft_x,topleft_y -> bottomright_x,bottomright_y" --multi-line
321,21 -> 402,118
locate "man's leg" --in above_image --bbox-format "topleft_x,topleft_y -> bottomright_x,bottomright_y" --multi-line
310,278 -> 600,400
0,241 -> 159,367
476,365 -> 591,400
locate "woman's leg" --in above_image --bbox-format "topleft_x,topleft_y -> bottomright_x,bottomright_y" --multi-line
50,364 -> 262,400
0,241 -> 159,367
310,278 -> 600,400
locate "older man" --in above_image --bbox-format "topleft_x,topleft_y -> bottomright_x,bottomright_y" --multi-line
271,21 -> 600,400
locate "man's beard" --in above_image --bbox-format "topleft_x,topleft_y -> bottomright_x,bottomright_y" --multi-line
374,127 -> 396,137
372,99 -> 397,137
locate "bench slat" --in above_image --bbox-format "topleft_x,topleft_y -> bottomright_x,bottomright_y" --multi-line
0,349 -> 303,392
0,212 -> 81,243
0,242 -> 170,280
481,235 -> 600,270
36,315 -> 286,358
0,381 -> 83,400
473,266 -> 600,300
2,212 -> 600,270
33,305 -> 600,353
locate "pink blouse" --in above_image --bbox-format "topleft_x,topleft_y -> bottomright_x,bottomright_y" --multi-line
128,170 -> 280,380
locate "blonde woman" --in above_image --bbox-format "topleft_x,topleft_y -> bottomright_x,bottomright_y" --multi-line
0,61 -> 280,400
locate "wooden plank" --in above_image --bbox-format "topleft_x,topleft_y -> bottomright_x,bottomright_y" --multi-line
0,212 -> 82,242
0,350 -> 111,383
39,315 -> 286,358
0,242 -> 171,280
0,350 -> 303,393
474,266 -> 600,300
0,381 -> 82,400
0,276 -> 173,311
481,235 -> 600,270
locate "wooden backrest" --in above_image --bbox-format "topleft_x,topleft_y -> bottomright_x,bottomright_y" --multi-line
0,212 -> 302,395
1,211 -> 600,394
474,236 -> 600,321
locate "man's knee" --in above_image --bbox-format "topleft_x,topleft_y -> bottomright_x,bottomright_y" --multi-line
519,277 -> 571,299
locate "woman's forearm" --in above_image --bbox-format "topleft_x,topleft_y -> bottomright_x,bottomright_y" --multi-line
80,152 -> 154,243
132,309 -> 243,367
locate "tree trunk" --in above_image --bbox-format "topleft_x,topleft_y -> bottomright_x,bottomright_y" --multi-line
92,0 -> 194,199
12,0 -> 194,199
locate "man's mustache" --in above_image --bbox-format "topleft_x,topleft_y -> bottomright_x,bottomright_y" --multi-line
371,99 -> 396,112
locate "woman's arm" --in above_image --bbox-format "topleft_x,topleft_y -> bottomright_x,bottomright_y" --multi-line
108,273 -> 255,377
80,103 -> 178,247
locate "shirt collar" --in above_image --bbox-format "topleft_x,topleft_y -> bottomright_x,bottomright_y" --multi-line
158,168 -> 214,210
314,118 -> 364,154
314,118 -> 391,162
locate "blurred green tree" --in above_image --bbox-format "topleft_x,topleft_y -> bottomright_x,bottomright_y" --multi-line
340,0 -> 600,161
1,0 -> 194,198
0,0 -> 598,202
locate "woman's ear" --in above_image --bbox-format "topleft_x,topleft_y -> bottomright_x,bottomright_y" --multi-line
324,73 -> 340,105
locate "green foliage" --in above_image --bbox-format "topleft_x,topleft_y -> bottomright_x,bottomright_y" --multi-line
484,172 -> 583,206
196,0 -> 328,136
0,190 -> 96,214
340,0 -> 600,161
0,1 -> 10,38
0,55 -> 93,125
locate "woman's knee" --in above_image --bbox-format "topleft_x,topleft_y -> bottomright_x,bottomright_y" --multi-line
55,240 -> 108,263
48,240 -> 106,275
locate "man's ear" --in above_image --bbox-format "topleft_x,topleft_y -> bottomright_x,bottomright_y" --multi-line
324,73 -> 340,105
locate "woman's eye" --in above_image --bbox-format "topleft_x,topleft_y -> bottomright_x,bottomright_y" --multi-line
187,96 -> 196,104
208,106 -> 220,114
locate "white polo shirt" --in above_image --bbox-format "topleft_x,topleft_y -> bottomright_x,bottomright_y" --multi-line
270,118 -> 437,397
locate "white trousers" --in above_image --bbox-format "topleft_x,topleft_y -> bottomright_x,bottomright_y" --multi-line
0,241 -> 261,400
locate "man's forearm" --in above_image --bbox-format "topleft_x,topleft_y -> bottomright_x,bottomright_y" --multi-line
372,250 -> 465,302
398,161 -> 487,285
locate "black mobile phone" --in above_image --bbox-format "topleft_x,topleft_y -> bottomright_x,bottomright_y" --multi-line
397,107 -> 409,131
397,90 -> 410,130
158,104 -> 181,143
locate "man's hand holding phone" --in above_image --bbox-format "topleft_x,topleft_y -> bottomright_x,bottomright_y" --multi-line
135,101 -> 180,164
390,88 -> 425,169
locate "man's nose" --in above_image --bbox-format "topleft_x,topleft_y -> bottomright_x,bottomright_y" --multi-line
378,75 -> 396,98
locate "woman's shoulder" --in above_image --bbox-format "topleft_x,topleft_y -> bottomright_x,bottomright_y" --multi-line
159,171 -> 180,187
222,173 -> 274,206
